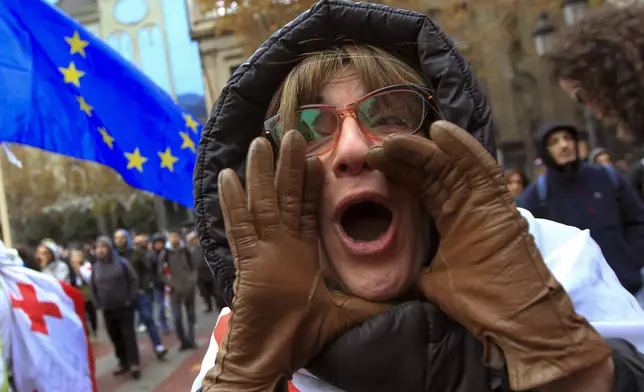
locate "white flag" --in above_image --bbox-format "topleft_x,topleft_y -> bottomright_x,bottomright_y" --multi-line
0,242 -> 94,392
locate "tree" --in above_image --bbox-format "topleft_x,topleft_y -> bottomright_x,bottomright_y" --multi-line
60,209 -> 99,245
2,146 -> 139,223
20,212 -> 62,246
122,197 -> 158,234
195,0 -> 424,56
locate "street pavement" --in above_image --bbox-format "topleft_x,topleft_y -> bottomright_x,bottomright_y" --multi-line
92,306 -> 219,392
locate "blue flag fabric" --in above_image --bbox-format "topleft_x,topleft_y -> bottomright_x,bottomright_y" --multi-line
0,0 -> 202,207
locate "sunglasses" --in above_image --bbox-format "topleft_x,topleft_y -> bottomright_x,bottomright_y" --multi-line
264,84 -> 438,157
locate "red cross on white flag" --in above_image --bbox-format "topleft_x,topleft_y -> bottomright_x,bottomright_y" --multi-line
1,251 -> 96,392
10,283 -> 63,335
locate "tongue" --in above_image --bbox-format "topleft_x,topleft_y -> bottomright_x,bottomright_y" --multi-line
341,202 -> 392,242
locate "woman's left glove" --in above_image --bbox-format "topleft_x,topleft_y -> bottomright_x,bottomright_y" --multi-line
202,131 -> 388,392
366,121 -> 611,392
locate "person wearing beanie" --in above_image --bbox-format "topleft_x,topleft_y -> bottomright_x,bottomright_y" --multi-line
91,235 -> 141,379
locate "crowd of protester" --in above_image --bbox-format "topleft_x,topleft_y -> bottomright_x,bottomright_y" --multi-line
15,228 -> 220,380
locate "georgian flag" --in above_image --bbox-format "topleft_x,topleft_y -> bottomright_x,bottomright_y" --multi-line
0,242 -> 96,392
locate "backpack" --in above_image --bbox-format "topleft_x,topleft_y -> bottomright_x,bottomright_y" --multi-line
159,247 -> 193,272
535,165 -> 621,219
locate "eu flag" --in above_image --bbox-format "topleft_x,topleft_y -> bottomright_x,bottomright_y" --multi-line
0,0 -> 201,207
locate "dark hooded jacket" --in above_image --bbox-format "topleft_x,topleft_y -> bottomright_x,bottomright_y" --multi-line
92,236 -> 138,310
194,1 -> 644,391
521,124 -> 644,293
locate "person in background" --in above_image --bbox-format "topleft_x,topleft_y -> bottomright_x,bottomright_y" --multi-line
70,249 -> 98,340
187,231 -> 219,314
162,232 -> 197,350
148,233 -> 169,334
133,234 -> 168,360
115,229 -> 148,333
520,123 -> 644,294
547,5 -> 644,144
37,240 -> 72,285
589,147 -> 614,166
92,236 -> 141,379
503,168 -> 529,203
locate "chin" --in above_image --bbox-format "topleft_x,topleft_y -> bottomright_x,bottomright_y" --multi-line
342,270 -> 411,301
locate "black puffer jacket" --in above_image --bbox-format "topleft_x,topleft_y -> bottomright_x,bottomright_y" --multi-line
193,1 -> 644,391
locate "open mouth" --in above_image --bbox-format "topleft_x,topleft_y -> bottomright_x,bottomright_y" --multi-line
340,201 -> 393,242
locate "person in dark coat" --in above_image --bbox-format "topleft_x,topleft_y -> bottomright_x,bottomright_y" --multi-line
520,123 -> 644,294
132,234 -> 167,359
161,231 -> 197,350
147,233 -> 170,333
92,236 -> 141,379
191,2 -> 644,391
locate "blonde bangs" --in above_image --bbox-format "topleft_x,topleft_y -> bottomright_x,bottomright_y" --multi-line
269,45 -> 427,133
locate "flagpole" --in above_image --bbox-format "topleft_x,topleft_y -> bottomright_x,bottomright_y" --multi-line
0,153 -> 13,248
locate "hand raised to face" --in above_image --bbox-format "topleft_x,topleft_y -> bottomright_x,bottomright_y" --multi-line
366,121 -> 611,391
204,131 -> 389,391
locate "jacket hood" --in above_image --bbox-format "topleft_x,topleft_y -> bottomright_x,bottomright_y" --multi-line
96,235 -> 114,251
588,147 -> 611,164
536,123 -> 579,172
115,228 -> 132,249
194,0 -> 495,305
40,240 -> 60,260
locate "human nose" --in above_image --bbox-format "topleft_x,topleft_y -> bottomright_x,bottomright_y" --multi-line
331,116 -> 373,177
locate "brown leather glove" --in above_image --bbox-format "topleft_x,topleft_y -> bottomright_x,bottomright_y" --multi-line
203,131 -> 388,392
366,121 -> 611,391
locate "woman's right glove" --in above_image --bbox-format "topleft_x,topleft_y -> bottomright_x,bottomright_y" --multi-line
202,131 -> 388,392
366,121 -> 611,391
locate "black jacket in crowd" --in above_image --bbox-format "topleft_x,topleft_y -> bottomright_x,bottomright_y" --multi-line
192,1 -> 644,391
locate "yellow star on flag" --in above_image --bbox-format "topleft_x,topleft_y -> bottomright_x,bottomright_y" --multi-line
58,62 -> 85,87
76,96 -> 93,117
64,31 -> 89,57
183,113 -> 199,133
98,127 -> 114,149
158,147 -> 179,172
179,132 -> 196,153
125,148 -> 148,172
